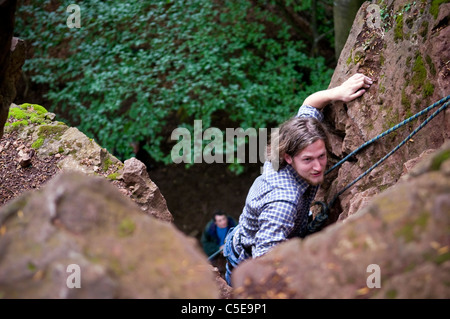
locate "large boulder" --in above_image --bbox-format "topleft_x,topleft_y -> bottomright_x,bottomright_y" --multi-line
0,171 -> 218,298
4,103 -> 173,223
232,142 -> 450,298
122,157 -> 173,223
318,0 -> 450,222
231,0 -> 450,297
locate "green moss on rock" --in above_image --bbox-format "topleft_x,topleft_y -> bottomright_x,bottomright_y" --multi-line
5,120 -> 28,132
412,54 -> 427,89
434,251 -> 450,265
394,14 -> 403,42
395,213 -> 429,243
31,137 -> 45,149
20,103 -> 48,115
430,0 -> 449,19
7,103 -> 52,131
118,217 -> 136,237
425,55 -> 436,76
37,125 -> 67,137
410,53 -> 435,98
103,156 -> 113,172
31,124 -> 69,150
107,172 -> 119,180
430,149 -> 450,171
423,81 -> 435,98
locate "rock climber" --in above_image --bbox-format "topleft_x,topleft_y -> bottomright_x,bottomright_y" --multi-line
201,209 -> 237,258
222,73 -> 373,286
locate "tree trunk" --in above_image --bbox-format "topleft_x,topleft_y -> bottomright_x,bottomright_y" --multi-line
0,0 -> 22,139
333,0 -> 366,60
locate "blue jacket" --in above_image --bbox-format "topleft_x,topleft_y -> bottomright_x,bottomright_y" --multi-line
201,216 -> 237,257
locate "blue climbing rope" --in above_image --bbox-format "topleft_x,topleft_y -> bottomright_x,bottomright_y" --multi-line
307,95 -> 450,234
326,95 -> 450,175
328,98 -> 449,207
208,247 -> 223,260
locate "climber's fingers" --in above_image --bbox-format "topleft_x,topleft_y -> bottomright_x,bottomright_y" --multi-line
339,73 -> 372,102
346,73 -> 373,89
362,74 -> 373,89
349,88 -> 366,100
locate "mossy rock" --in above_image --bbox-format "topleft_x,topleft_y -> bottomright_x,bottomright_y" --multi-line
31,123 -> 70,150
8,103 -> 49,124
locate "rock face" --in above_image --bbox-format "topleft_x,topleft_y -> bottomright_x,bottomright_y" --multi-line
318,0 -> 450,222
122,158 -> 173,223
2,104 -> 232,298
0,0 -> 25,139
1,0 -> 448,300
232,142 -> 450,298
231,0 -> 450,299
5,103 -> 173,223
0,171 -> 218,298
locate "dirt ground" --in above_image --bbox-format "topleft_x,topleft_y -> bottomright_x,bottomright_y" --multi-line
0,129 -> 60,206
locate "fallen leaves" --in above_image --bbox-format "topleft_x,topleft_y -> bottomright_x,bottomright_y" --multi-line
0,130 -> 60,206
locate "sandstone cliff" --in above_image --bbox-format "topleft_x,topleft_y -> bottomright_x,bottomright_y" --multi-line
0,171 -> 218,298
318,0 -> 449,222
231,0 -> 450,299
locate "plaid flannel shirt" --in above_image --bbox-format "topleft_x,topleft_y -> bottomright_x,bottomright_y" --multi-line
231,105 -> 323,261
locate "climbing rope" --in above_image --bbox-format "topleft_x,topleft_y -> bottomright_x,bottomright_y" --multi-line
208,247 -> 223,260
307,95 -> 450,234
326,95 -> 450,175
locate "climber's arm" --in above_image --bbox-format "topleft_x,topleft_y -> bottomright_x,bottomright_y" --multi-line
302,73 -> 373,110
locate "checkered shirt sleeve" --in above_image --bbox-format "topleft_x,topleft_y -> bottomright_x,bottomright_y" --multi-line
297,104 -> 324,121
255,199 -> 299,257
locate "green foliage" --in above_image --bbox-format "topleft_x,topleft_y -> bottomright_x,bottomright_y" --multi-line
15,0 -> 333,165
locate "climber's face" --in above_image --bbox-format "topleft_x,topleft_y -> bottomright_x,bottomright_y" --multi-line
284,139 -> 327,186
